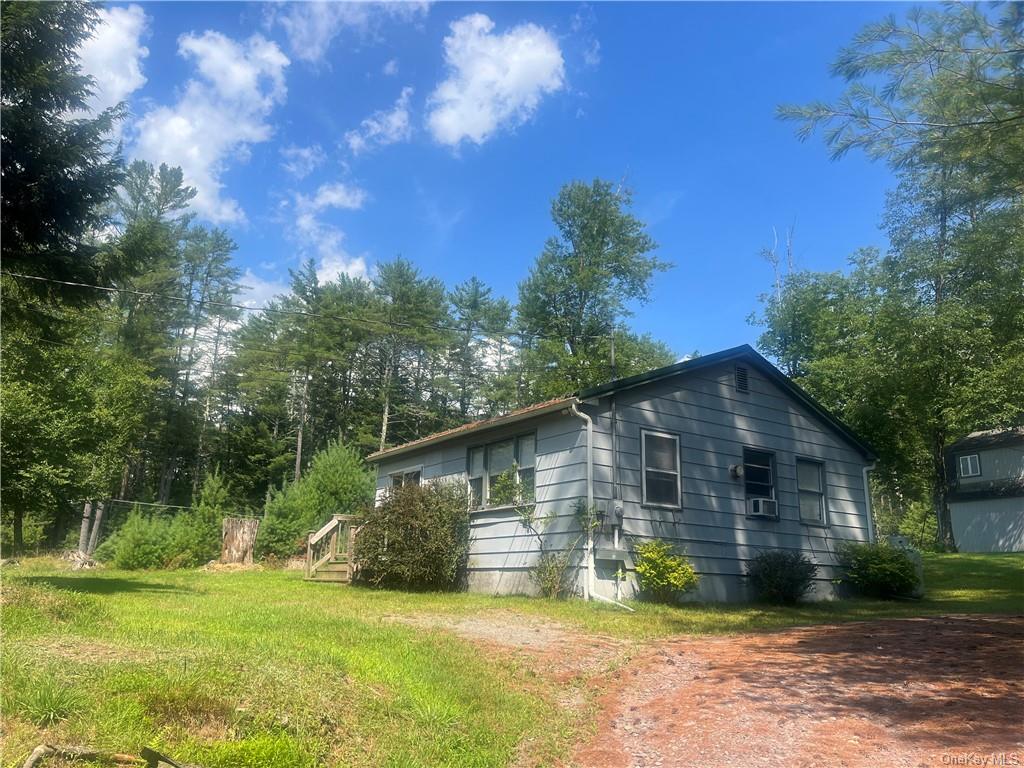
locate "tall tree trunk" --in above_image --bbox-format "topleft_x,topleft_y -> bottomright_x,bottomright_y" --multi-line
294,370 -> 309,481
86,501 -> 105,555
158,458 -> 175,504
379,356 -> 393,451
77,500 -> 93,553
119,462 -> 131,499
931,430 -> 955,551
193,315 -> 225,498
12,509 -> 24,555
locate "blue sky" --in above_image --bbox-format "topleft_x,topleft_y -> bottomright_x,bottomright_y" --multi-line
79,1 -> 907,356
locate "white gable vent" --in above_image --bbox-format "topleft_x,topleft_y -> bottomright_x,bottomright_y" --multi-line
735,365 -> 749,393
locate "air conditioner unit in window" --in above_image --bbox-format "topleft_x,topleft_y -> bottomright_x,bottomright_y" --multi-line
747,497 -> 778,519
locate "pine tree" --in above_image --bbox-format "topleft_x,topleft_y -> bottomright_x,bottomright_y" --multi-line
1,2 -> 124,294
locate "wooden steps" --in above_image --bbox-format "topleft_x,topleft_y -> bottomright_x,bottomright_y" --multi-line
305,558 -> 351,583
305,514 -> 358,584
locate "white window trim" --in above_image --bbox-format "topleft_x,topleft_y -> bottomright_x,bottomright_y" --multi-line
959,454 -> 981,478
795,457 -> 828,526
389,466 -> 423,488
467,433 -> 536,510
640,429 -> 682,509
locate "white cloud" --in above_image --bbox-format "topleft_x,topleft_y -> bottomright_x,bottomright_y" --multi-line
427,14 -> 565,147
286,182 -> 370,282
280,144 -> 326,179
77,4 -> 149,116
302,182 -> 368,212
345,86 -> 414,154
239,268 -> 289,309
133,32 -> 289,224
382,58 -> 399,76
267,2 -> 428,65
583,39 -> 601,68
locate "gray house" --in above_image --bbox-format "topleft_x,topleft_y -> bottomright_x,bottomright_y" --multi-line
368,345 -> 877,602
946,428 -> 1024,553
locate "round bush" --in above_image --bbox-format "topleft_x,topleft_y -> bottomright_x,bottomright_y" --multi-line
355,481 -> 470,590
746,550 -> 819,604
836,541 -> 920,598
633,539 -> 698,603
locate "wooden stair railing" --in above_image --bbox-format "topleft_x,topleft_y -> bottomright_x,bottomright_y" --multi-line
305,514 -> 357,582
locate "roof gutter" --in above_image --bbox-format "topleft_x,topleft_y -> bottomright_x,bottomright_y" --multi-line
368,397 -> 574,463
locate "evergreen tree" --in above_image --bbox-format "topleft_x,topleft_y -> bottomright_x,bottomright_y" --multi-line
448,277 -> 512,418
1,1 -> 124,294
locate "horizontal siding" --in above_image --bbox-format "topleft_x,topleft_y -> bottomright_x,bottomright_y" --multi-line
584,359 -> 871,592
374,358 -> 870,601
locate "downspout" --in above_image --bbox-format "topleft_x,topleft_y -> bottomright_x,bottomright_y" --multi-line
569,402 -> 595,601
862,463 -> 877,543
569,401 -> 636,612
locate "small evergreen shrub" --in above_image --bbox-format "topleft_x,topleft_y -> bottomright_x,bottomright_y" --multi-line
633,539 -> 698,603
530,550 -> 575,598
746,550 -> 818,604
836,541 -> 920,598
168,470 -> 236,567
257,440 -> 374,560
355,482 -> 470,590
95,510 -> 173,570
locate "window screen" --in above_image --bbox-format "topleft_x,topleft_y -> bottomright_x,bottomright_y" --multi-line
390,470 -> 421,488
468,447 -> 485,508
467,435 -> 536,508
796,459 -> 826,524
516,434 -> 536,502
743,448 -> 775,499
642,431 -> 680,507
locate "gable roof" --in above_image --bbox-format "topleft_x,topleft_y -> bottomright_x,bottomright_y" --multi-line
368,344 -> 877,463
581,344 -> 876,460
946,427 -> 1024,454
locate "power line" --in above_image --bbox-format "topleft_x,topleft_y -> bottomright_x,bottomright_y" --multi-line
6,295 -> 578,377
3,271 -> 617,343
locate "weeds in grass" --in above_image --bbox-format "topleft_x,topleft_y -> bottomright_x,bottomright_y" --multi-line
17,677 -> 85,725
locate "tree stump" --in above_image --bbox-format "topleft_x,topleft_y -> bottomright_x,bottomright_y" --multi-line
220,517 -> 259,564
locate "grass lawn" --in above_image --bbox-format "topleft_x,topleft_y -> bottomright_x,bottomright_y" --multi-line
2,553 -> 1021,767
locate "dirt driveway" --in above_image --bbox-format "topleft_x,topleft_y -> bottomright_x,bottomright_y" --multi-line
573,616 -> 1024,768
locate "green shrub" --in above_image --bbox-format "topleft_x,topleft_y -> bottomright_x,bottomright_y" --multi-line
836,541 -> 920,598
633,539 -> 698,603
746,550 -> 819,604
1,511 -> 47,554
530,550 -> 575,598
355,482 -> 470,590
257,440 -> 373,560
93,510 -> 173,569
167,469 -> 236,567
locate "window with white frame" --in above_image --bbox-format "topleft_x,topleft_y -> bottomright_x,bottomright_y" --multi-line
796,458 -> 827,524
641,430 -> 681,508
958,454 -> 981,478
389,469 -> 421,488
467,434 -> 536,509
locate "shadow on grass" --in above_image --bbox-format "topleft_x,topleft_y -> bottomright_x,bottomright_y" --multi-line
20,576 -> 189,595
